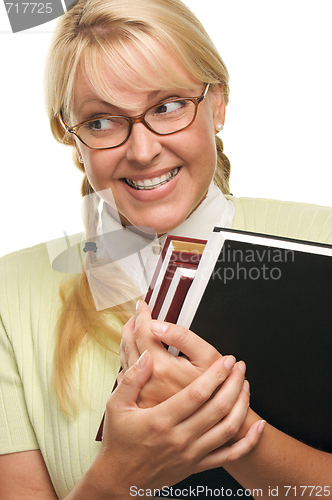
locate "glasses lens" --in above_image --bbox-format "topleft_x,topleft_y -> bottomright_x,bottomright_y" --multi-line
145,99 -> 196,135
78,116 -> 130,148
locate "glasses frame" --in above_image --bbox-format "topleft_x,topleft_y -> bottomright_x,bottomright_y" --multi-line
58,83 -> 210,150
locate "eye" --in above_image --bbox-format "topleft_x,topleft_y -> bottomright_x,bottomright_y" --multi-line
83,117 -> 125,134
89,118 -> 110,131
153,100 -> 188,116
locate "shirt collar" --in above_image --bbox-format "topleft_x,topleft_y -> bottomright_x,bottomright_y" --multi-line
98,182 -> 235,293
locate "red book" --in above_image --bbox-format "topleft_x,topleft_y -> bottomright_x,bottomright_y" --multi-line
146,235 -> 206,320
96,235 -> 206,441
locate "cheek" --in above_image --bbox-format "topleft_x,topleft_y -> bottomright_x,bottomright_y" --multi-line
82,151 -> 116,189
190,110 -> 217,155
188,128 -> 217,176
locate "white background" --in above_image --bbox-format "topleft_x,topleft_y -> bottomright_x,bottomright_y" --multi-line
0,1 -> 331,256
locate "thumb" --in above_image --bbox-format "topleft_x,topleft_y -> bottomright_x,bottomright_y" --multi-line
150,321 -> 220,366
111,350 -> 153,409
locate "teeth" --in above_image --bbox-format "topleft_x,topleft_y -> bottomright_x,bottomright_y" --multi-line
126,167 -> 179,190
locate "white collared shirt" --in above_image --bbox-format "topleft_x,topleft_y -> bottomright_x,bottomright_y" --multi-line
98,182 -> 235,294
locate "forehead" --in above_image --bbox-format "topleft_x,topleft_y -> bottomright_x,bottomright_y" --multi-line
73,71 -> 198,116
72,43 -> 201,113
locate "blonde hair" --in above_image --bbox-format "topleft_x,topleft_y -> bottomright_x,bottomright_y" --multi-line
45,0 -> 231,414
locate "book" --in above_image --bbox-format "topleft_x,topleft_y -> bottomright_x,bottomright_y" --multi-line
97,228 -> 332,497
95,235 -> 205,441
164,228 -> 332,497
145,235 -> 206,322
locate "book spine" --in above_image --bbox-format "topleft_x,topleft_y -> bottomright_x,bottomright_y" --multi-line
176,231 -> 224,329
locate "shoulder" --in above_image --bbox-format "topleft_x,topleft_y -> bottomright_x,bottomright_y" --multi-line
226,195 -> 332,245
0,232 -> 84,281
0,233 -> 84,339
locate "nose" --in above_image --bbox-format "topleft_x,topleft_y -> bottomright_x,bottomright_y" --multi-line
125,122 -> 162,166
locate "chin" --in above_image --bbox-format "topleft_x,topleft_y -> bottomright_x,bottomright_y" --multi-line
120,198 -> 199,235
128,214 -> 184,236
151,215 -> 190,235
142,221 -> 178,236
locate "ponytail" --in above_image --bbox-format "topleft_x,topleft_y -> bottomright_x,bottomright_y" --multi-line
52,174 -> 139,416
214,135 -> 231,194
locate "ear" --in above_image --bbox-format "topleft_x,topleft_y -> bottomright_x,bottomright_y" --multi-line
210,83 -> 226,131
73,139 -> 83,164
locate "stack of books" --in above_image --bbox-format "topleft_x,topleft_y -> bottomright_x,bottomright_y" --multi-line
99,227 -> 332,497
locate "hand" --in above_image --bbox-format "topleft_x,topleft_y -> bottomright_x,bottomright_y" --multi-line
91,348 -> 265,499
119,300 -> 245,408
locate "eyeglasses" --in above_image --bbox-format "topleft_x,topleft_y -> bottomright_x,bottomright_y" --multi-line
59,83 -> 210,150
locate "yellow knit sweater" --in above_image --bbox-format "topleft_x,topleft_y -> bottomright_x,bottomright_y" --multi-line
1,197 -> 332,498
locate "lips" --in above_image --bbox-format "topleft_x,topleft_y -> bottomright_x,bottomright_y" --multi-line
125,167 -> 180,190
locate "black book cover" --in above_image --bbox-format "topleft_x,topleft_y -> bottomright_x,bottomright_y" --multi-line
159,230 -> 332,498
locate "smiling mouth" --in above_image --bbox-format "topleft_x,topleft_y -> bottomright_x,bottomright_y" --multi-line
125,167 -> 180,190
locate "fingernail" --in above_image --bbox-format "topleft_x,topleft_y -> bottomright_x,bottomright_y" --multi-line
258,420 -> 266,435
135,349 -> 149,370
136,300 -> 143,312
242,379 -> 250,394
150,320 -> 169,335
237,361 -> 246,375
224,355 -> 236,370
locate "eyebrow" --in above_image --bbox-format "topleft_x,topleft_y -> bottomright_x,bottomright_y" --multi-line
77,98 -> 117,115
77,88 -> 196,116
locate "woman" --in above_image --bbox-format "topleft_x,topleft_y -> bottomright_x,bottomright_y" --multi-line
0,0 -> 331,499
0,0 -> 265,498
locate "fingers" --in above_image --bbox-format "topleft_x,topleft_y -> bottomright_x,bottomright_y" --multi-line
119,316 -> 140,370
178,362 -> 248,442
197,419 -> 266,472
134,301 -> 162,353
155,355 -> 238,426
122,301 -> 220,374
108,350 -> 153,411
105,347 -> 260,478
190,373 -> 250,454
116,369 -> 124,385
150,318 -> 220,367
120,301 -> 163,371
